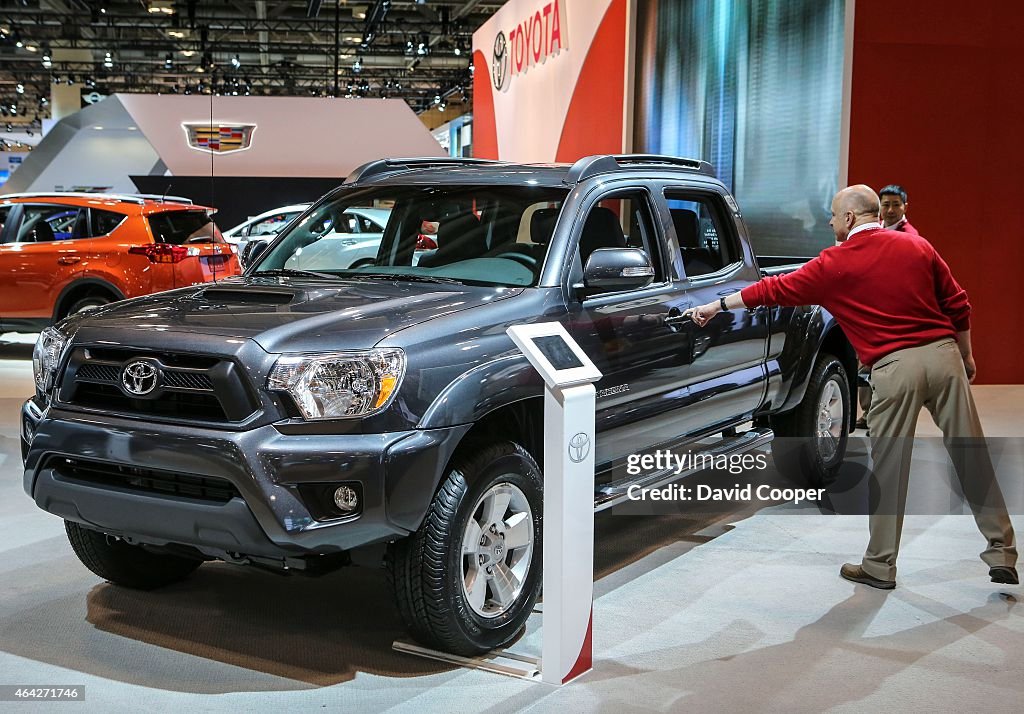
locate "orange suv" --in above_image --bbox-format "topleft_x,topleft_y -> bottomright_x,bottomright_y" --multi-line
0,193 -> 240,331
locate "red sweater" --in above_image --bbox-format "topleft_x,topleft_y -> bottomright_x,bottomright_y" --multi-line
741,228 -> 970,366
895,219 -> 919,235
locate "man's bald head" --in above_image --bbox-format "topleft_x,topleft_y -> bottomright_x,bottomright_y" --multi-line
829,184 -> 881,242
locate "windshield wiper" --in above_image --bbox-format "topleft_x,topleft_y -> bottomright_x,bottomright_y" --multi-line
250,268 -> 339,280
351,272 -> 464,285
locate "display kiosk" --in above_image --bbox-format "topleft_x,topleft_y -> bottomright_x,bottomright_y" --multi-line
507,322 -> 602,685
393,322 -> 601,685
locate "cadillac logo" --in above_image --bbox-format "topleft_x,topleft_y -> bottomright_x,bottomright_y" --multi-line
568,432 -> 590,463
182,122 -> 257,154
122,360 -> 159,396
492,32 -> 509,92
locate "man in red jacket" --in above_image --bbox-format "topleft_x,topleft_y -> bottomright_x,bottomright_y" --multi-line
688,184 -> 1017,589
879,184 -> 919,235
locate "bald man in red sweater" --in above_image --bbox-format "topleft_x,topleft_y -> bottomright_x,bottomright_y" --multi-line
689,185 -> 1017,589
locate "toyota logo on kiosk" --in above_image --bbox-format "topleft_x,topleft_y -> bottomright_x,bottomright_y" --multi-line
568,432 -> 590,463
121,360 -> 159,396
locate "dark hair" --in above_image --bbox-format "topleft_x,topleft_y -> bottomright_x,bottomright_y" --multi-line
879,184 -> 908,203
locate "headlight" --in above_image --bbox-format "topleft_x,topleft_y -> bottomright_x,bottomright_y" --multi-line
267,349 -> 405,420
32,327 -> 67,394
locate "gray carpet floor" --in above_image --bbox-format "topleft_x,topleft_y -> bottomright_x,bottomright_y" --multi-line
1,335 -> 1022,713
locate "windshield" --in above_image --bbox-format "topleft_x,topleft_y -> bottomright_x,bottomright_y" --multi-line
253,185 -> 568,287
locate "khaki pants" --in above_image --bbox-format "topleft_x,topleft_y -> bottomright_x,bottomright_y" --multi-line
863,338 -> 1017,580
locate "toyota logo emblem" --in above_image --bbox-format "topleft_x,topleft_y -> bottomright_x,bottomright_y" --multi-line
568,432 -> 590,463
492,31 -> 509,92
122,360 -> 159,396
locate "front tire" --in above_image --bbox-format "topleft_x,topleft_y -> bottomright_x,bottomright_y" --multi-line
387,441 -> 543,656
771,354 -> 850,486
65,521 -> 203,590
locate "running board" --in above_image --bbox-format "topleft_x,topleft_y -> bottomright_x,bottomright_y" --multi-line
593,427 -> 774,512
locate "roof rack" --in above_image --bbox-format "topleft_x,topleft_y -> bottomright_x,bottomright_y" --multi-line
130,193 -> 194,204
565,154 -> 716,184
344,157 -> 504,184
0,191 -> 147,204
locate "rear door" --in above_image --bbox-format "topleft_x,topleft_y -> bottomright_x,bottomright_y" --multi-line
662,187 -> 770,431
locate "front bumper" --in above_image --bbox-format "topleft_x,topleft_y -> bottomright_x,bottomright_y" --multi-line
21,399 -> 470,558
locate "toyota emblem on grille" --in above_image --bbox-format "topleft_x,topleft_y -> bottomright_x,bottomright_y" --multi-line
122,360 -> 159,396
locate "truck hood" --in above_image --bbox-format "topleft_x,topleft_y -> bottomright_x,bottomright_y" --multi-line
69,277 -> 523,352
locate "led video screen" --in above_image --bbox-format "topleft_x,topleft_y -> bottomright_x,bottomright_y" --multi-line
634,0 -> 847,256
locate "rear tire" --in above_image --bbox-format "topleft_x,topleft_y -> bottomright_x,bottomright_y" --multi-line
387,441 -> 543,656
65,521 -> 203,590
63,294 -> 113,319
771,354 -> 850,486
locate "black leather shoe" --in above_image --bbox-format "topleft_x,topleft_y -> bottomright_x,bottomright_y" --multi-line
840,563 -> 896,590
855,418 -> 868,430
990,566 -> 1019,584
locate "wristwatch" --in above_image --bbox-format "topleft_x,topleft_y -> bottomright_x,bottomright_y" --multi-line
719,296 -> 728,312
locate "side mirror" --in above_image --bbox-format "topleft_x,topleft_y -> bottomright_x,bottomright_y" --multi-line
581,247 -> 655,295
241,239 -> 270,268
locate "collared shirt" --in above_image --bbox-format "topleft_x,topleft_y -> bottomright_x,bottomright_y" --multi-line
883,217 -> 906,231
848,221 -> 882,239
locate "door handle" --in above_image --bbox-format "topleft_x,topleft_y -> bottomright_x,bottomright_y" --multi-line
57,256 -> 81,265
664,307 -> 694,325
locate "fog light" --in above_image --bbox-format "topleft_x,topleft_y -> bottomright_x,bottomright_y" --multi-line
333,485 -> 359,513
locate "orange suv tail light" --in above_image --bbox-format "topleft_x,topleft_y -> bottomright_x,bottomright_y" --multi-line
129,244 -> 196,263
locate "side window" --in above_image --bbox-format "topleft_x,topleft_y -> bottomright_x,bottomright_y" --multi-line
663,190 -> 737,279
17,205 -> 80,243
335,213 -> 359,234
249,213 -> 291,237
355,215 -> 376,233
0,206 -> 10,237
89,208 -> 127,237
574,190 -> 664,289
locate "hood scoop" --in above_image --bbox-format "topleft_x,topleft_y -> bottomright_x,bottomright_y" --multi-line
198,287 -> 296,305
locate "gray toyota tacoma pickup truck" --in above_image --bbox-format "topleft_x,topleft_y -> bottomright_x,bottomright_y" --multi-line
22,155 -> 856,655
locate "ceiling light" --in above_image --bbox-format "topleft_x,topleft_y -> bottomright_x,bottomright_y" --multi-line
16,83 -> 24,94
231,54 -> 241,68
181,49 -> 195,57
164,53 -> 173,69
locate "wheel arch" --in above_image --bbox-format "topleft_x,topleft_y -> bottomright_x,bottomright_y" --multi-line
53,278 -> 126,322
777,307 -> 857,429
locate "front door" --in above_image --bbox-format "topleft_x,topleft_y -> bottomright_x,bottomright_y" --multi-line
563,187 -> 694,466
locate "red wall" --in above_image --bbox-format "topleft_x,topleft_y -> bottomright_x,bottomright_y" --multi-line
848,1 -> 1024,383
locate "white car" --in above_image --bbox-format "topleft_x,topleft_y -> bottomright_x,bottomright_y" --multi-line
223,203 -> 312,253
285,207 -> 392,270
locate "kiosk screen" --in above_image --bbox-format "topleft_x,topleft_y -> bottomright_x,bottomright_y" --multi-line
533,335 -> 584,370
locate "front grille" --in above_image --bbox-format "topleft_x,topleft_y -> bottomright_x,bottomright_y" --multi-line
51,457 -> 241,504
77,363 -> 120,382
59,346 -> 258,424
162,371 -> 214,390
72,382 -> 229,421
